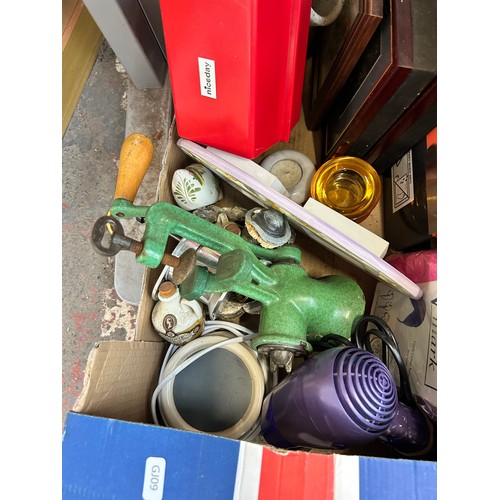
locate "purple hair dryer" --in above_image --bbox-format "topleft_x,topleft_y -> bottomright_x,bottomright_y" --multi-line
261,345 -> 433,454
353,315 -> 434,456
261,347 -> 398,450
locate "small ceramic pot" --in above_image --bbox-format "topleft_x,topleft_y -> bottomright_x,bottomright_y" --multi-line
152,281 -> 205,345
172,163 -> 223,211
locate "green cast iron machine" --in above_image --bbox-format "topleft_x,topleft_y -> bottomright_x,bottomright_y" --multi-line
91,134 -> 366,371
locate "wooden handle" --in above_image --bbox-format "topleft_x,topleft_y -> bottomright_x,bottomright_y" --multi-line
113,133 -> 154,201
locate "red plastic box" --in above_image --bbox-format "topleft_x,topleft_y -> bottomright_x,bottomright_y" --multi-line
159,0 -> 312,158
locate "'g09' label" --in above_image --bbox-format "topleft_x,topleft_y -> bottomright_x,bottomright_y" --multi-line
198,57 -> 217,99
142,456 -> 166,500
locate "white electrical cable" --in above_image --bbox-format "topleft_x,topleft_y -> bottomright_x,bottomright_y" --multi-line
151,320 -> 275,441
203,320 -> 256,336
195,321 -> 279,392
156,321 -> 252,386
151,334 -> 257,424
160,334 -> 263,439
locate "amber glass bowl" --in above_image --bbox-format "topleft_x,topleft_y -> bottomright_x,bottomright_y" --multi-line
310,156 -> 381,223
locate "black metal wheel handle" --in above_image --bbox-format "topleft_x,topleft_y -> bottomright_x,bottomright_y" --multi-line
91,215 -> 128,256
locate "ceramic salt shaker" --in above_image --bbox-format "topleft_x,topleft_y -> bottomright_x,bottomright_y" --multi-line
152,281 -> 205,345
172,163 -> 223,211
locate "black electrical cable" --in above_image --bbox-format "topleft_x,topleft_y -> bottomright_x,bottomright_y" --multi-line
309,333 -> 355,351
352,315 -> 415,407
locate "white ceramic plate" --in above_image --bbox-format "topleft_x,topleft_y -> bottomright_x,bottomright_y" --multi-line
177,138 -> 423,299
206,146 -> 290,197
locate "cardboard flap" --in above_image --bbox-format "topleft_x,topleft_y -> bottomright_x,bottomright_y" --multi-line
73,340 -> 166,422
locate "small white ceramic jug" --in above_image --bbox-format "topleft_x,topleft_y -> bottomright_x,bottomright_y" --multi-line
152,281 -> 205,345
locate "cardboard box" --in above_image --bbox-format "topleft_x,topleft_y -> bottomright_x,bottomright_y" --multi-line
62,116 -> 437,498
63,412 -> 437,499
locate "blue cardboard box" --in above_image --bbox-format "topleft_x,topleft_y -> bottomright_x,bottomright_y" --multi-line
63,411 -> 437,499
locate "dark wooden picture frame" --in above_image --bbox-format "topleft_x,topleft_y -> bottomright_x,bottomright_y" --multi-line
366,78 -> 437,173
303,0 -> 384,131
322,0 -> 437,162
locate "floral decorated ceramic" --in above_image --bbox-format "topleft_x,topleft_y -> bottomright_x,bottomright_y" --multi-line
172,163 -> 223,211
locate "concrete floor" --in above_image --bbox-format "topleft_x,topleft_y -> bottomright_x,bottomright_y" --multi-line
62,39 -> 171,427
